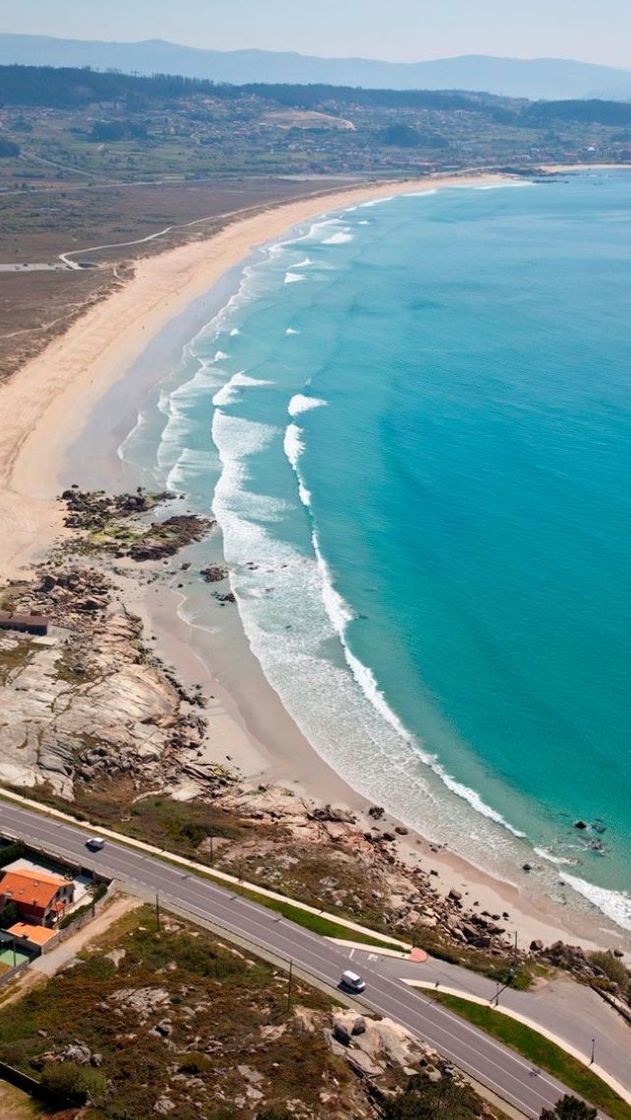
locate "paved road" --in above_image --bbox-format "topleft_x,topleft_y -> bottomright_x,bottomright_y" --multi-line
0,801 -> 607,1118
368,952 -> 631,1095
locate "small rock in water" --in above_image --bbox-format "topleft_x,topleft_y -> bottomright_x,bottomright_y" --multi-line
573,820 -> 588,830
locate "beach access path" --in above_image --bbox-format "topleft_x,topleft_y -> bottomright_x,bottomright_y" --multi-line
1,797 -> 629,1119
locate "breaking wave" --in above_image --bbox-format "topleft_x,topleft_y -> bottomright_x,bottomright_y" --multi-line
212,372 -> 273,408
288,394 -> 327,417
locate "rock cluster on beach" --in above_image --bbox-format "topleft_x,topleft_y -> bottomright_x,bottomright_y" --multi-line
59,487 -> 214,561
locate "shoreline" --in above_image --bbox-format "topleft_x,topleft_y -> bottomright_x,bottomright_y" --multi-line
0,170 -> 509,579
0,166 -> 626,954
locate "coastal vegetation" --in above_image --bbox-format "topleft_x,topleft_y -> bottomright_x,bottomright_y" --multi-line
587,950 -> 630,994
428,992 -> 631,1120
541,1097 -> 597,1119
0,905 -> 496,1119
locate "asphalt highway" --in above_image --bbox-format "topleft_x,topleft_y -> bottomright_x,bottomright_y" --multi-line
0,800 -> 602,1118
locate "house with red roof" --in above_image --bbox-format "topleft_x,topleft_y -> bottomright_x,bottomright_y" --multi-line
0,868 -> 74,926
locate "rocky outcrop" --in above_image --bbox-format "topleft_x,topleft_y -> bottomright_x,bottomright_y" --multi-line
0,566 -> 218,797
200,566 -> 228,583
128,516 -> 212,562
59,488 -> 213,561
60,487 -> 172,530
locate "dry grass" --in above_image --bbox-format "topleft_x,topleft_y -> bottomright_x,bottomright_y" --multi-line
0,905 -> 359,1120
0,176 -> 358,381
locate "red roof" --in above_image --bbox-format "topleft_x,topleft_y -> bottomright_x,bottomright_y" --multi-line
0,869 -> 68,911
7,922 -> 58,946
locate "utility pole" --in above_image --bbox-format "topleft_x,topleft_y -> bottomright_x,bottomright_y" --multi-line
155,893 -> 161,933
286,959 -> 293,1013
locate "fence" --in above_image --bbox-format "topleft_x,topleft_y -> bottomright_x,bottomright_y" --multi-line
0,957 -> 30,990
45,881 -> 113,950
595,985 -> 631,1027
0,1058 -> 67,1106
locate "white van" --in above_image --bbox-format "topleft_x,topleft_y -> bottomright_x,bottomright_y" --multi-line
85,836 -> 105,852
340,970 -> 366,993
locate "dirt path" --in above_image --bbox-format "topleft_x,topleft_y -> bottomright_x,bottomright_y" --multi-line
33,894 -> 142,978
0,894 -> 141,1006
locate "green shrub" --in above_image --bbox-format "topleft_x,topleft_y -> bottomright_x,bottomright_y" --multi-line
588,951 -> 629,991
178,1051 -> 212,1074
40,1061 -> 106,1104
59,881 -> 108,929
383,1075 -> 483,1119
0,840 -> 25,868
541,1095 -> 597,1119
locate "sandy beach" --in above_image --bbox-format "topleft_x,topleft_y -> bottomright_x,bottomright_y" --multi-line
0,167 -> 623,955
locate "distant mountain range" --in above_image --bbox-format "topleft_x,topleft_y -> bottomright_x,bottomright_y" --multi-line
1,34 -> 631,101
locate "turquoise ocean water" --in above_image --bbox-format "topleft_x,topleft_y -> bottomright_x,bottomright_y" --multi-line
121,173 -> 631,933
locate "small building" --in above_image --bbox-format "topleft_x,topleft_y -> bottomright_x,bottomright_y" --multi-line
6,922 -> 58,952
0,611 -> 49,636
0,868 -> 74,927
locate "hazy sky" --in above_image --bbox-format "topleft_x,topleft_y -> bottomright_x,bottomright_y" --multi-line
7,0 -> 631,68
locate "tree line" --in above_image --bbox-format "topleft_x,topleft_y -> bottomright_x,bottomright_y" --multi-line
0,64 -> 630,128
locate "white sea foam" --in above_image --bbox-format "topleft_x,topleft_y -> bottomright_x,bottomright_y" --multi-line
285,272 -> 305,284
170,363 -> 223,398
358,220 -> 370,226
286,327 -> 300,336
214,350 -> 229,361
431,766 -> 527,837
117,407 -> 149,460
212,372 -> 272,408
283,423 -> 305,470
404,188 -> 438,198
323,231 -> 354,245
213,411 -> 288,523
279,385 -> 528,849
561,873 -> 631,932
155,388 -> 198,479
360,196 -> 394,208
288,394 -> 327,417
282,423 -> 313,507
166,447 -> 213,492
309,522 -> 526,839
229,327 -> 241,336
472,182 -> 535,191
305,218 -> 343,241
534,847 -> 581,867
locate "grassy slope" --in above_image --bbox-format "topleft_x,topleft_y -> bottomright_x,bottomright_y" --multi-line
431,992 -> 631,1120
